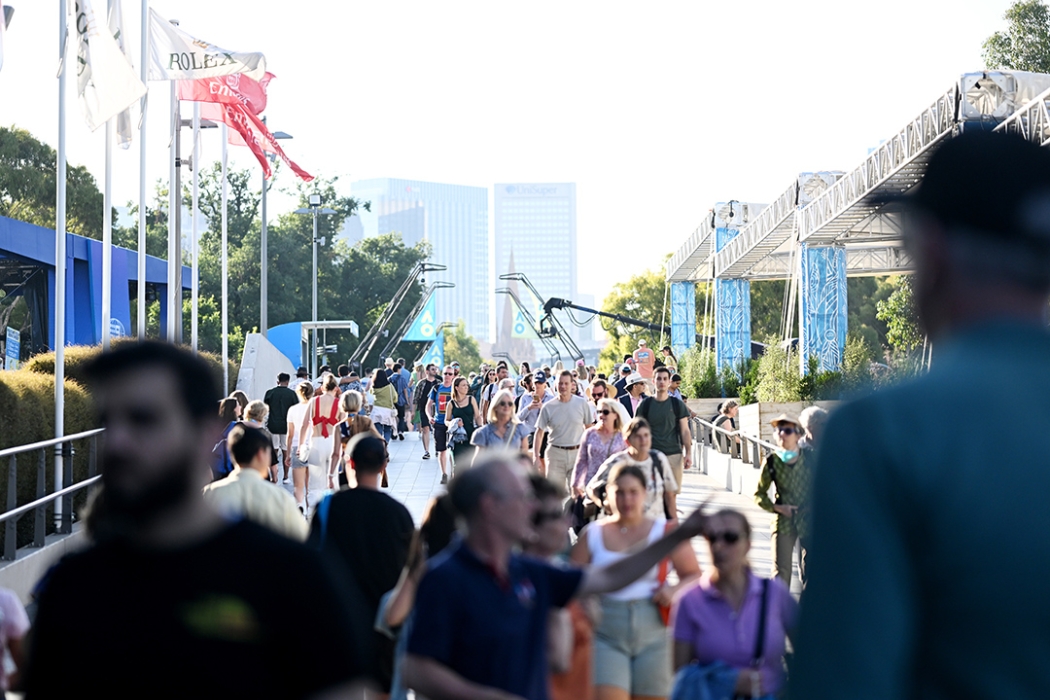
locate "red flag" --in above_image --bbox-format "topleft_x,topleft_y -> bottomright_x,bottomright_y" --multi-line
179,72 -> 312,181
177,72 -> 273,115
215,103 -> 314,182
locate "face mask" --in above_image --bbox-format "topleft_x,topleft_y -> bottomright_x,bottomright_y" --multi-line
775,449 -> 798,463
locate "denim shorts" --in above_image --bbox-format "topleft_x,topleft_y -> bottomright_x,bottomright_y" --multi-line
593,597 -> 671,696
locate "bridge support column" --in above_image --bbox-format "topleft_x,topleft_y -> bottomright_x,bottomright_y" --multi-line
670,282 -> 695,355
714,208 -> 752,375
799,243 -> 847,372
715,279 -> 750,373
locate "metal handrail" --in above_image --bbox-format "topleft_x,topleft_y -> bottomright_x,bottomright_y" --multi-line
0,428 -> 104,460
689,414 -> 778,473
1,429 -> 103,562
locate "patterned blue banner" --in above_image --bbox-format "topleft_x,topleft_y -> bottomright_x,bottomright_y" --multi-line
670,281 -> 696,355
404,296 -> 437,341
419,333 -> 445,369
799,244 -> 847,372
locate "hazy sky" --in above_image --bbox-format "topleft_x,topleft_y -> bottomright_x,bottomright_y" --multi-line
0,0 -> 1016,307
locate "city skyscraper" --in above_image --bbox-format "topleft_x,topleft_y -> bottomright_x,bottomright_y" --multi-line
493,183 -> 577,354
348,178 -> 489,341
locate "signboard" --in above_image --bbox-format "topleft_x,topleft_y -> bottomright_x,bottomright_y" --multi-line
5,327 -> 20,371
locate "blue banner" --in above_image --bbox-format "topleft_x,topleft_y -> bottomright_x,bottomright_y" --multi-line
404,296 -> 437,341
419,333 -> 445,369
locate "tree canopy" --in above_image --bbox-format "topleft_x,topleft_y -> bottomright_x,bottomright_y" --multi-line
983,0 -> 1050,72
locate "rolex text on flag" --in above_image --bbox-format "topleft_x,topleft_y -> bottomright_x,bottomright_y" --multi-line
148,8 -> 266,82
70,0 -> 147,132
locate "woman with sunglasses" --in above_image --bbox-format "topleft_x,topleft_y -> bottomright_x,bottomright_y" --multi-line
571,462 -> 700,700
672,509 -> 797,700
470,388 -> 531,460
754,414 -> 812,587
570,398 -> 627,498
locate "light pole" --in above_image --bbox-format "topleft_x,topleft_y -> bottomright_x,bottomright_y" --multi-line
295,194 -> 336,378
260,123 -> 293,339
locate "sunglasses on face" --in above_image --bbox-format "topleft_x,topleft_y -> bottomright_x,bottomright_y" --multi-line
775,426 -> 797,435
704,531 -> 742,545
599,409 -> 613,416
444,372 -> 454,376
496,401 -> 513,407
592,392 -> 605,399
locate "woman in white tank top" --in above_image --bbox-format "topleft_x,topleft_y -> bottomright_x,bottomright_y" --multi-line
570,461 -> 700,700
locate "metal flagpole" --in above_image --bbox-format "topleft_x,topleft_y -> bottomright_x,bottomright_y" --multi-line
191,102 -> 200,353
137,0 -> 147,339
166,19 -> 180,343
221,124 -> 229,391
102,114 -> 113,349
54,0 -> 67,524
260,135 -> 267,339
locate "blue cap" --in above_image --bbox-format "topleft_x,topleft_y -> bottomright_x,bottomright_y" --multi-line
533,370 -> 548,384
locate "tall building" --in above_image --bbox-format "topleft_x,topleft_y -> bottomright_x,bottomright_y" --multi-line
493,183 -> 577,355
348,178 -> 489,341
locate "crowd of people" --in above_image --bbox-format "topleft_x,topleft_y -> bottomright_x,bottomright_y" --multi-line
10,131 -> 1050,699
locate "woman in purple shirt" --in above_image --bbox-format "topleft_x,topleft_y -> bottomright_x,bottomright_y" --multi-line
570,399 -> 628,497
673,509 -> 798,698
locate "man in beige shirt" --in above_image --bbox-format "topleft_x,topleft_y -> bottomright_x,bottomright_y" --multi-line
203,425 -> 308,541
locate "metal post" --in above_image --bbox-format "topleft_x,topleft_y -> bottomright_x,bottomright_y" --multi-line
35,450 -> 45,547
221,124 -> 229,391
55,0 -> 67,525
260,143 -> 268,339
5,455 -> 17,561
137,0 -> 148,340
61,441 -> 72,534
167,74 -> 178,342
311,208 -> 318,379
102,116 -> 113,349
191,103 -> 200,353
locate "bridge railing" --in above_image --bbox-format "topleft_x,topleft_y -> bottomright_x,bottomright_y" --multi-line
690,415 -> 777,474
0,429 -> 103,562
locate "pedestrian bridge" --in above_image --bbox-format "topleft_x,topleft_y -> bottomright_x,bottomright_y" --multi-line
0,410 -> 803,610
663,70 -> 1050,377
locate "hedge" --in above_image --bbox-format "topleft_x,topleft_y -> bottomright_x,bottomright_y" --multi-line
0,369 -> 97,548
3,340 -> 238,549
23,340 -> 239,394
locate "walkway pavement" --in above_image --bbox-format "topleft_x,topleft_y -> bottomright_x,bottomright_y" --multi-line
284,429 -> 801,591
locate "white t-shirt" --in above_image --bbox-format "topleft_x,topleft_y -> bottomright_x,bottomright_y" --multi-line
285,402 -> 309,449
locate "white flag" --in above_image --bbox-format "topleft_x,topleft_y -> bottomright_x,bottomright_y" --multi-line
0,2 -> 8,74
107,0 -> 134,148
70,0 -> 147,132
148,9 -> 266,82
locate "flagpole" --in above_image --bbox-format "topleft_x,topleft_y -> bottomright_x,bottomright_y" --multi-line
191,102 -> 200,354
54,0 -> 67,525
167,72 -> 178,343
221,124 -> 229,391
102,116 -> 113,349
137,0 -> 147,339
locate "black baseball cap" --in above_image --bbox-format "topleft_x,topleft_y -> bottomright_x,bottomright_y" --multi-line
883,131 -> 1050,247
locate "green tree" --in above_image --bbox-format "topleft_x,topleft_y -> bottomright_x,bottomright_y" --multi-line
983,0 -> 1050,72
597,268 -> 711,373
0,126 -> 104,236
443,320 -> 484,372
876,276 -> 923,354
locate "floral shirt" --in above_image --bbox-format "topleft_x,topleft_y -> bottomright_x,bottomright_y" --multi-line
571,427 -> 627,490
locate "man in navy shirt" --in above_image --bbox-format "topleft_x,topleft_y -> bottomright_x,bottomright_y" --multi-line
403,454 -> 706,700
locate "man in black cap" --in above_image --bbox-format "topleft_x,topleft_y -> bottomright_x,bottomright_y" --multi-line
794,131 -> 1050,699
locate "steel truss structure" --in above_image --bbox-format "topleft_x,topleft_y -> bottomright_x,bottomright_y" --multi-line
667,71 -> 1050,284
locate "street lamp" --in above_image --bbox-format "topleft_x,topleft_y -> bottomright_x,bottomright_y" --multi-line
260,123 -> 293,339
294,194 -> 336,378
